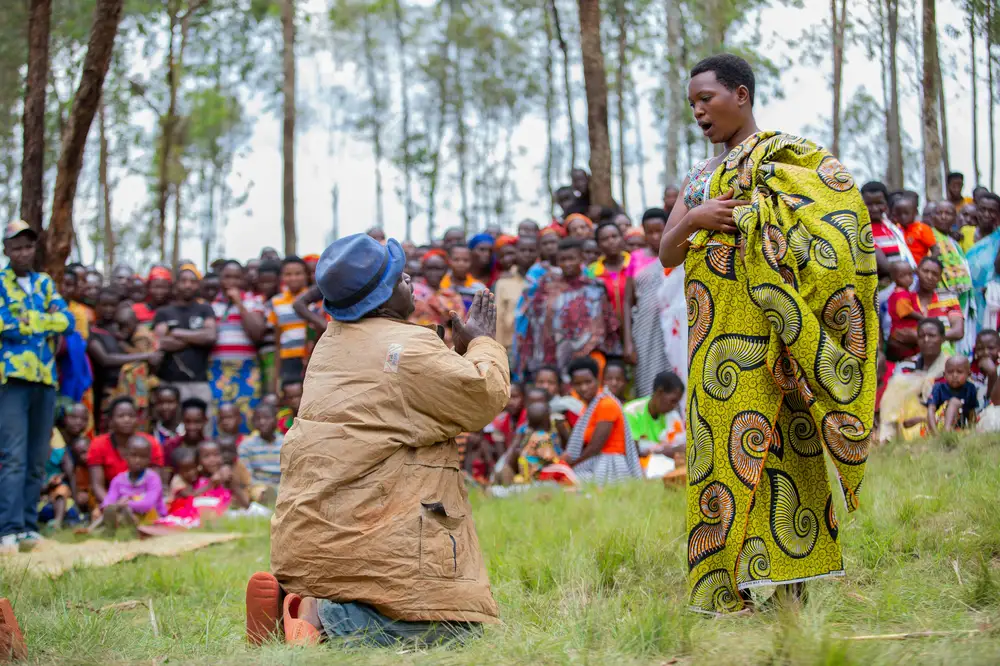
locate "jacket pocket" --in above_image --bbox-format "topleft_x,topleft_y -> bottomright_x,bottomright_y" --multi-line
419,501 -> 475,581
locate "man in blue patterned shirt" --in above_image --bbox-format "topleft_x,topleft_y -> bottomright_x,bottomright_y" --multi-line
0,220 -> 74,555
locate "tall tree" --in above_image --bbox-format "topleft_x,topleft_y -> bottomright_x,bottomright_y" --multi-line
576,0 -> 613,207
393,0 -> 414,240
360,7 -> 385,229
548,0 -> 576,173
989,0 -> 996,189
935,41 -> 949,176
970,2 -> 980,184
281,0 -> 297,255
614,0 -> 628,212
664,0 -> 682,187
543,2 -> 556,213
46,0 -> 125,280
830,0 -> 848,157
884,0 -> 904,189
21,0 -> 52,237
98,94 -> 113,271
920,0 -> 943,200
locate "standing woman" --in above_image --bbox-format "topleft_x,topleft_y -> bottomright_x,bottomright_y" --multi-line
134,267 -> 173,329
468,234 -> 499,288
586,222 -> 631,364
209,260 -> 266,433
659,55 -> 877,614
409,250 -> 466,347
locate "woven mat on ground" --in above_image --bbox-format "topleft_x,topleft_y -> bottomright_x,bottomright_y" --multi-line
0,532 -> 241,577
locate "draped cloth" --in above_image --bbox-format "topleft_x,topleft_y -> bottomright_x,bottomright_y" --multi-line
564,390 -> 642,484
684,132 -> 878,614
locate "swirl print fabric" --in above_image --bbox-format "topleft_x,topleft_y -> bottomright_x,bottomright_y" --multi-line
684,132 -> 877,614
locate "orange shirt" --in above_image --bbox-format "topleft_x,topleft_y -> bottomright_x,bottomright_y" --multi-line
902,221 -> 936,264
584,396 -> 627,455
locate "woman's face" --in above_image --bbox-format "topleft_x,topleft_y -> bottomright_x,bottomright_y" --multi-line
497,245 -> 517,272
449,248 -> 472,278
84,274 -> 102,305
567,219 -> 591,240
934,203 -> 957,234
643,218 -> 666,252
422,256 -> 448,289
148,278 -> 172,305
111,403 -> 138,436
916,261 -> 942,293
688,71 -> 750,145
534,370 -> 560,397
571,368 -> 599,403
128,278 -> 147,303
471,242 -> 494,270
539,234 -> 560,261
97,292 -> 120,323
917,322 -> 944,358
558,248 -> 583,280
63,404 -> 89,437
597,224 -> 624,258
62,273 -> 78,302
220,264 -> 244,293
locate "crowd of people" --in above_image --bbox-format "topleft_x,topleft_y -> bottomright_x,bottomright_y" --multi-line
1,148 -> 1000,555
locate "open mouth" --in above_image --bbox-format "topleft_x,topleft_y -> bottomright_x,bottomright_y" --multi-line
698,121 -> 713,136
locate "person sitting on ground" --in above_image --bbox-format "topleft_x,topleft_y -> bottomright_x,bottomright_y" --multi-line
516,401 -> 563,483
238,403 -> 284,505
624,371 -> 686,475
247,232 -> 509,648
970,329 -> 1000,409
603,360 -> 629,402
41,402 -> 90,528
69,436 -> 95,520
150,385 -> 183,445
93,436 -> 166,531
926,356 -> 979,433
276,380 -> 302,435
196,440 -> 249,514
166,447 -> 201,510
486,383 -> 525,455
880,318 -> 950,441
161,398 -> 209,480
563,357 -> 642,483
889,257 -> 964,359
87,397 -> 164,507
216,403 -> 245,450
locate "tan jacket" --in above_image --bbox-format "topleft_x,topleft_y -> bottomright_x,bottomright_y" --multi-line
270,317 -> 510,624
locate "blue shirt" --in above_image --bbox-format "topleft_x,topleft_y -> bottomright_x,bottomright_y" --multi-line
0,267 -> 74,387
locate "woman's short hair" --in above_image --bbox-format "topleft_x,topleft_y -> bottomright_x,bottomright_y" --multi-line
567,357 -> 600,379
690,53 -> 755,105
594,221 -> 621,242
918,317 -> 946,336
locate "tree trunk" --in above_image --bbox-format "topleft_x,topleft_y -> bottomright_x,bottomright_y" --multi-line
885,0 -> 904,190
450,1 -> 469,233
172,182 -> 182,268
99,95 -> 113,272
45,0 -> 124,281
549,0 -> 576,173
426,23 -> 449,241
362,12 -> 384,229
920,0 -> 943,200
664,0 -> 682,186
989,0 -> 996,190
393,0 -> 413,240
576,0 -> 613,207
971,5 -> 980,185
544,4 -> 556,216
615,0 -> 627,213
157,5 -> 178,262
632,85 -> 648,206
831,0 -> 847,157
936,40 -> 949,177
281,0 -> 297,255
21,0 -> 51,241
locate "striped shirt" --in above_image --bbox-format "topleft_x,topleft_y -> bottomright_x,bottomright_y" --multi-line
238,432 -> 284,487
211,293 -> 265,362
268,289 -> 308,360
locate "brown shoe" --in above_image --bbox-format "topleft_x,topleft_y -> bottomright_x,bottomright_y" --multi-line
0,598 -> 27,661
245,572 -> 282,646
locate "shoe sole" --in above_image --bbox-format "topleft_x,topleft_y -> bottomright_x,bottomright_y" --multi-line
245,572 -> 282,646
0,597 -> 27,661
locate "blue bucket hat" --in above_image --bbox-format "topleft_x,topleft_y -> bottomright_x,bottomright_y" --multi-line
316,233 -> 406,322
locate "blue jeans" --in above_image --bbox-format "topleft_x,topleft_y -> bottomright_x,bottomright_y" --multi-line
316,600 -> 481,648
0,380 -> 56,538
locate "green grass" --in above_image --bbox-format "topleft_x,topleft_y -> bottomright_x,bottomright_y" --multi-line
4,435 -> 1000,665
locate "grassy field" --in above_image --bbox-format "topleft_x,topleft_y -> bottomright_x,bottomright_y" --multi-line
3,434 -> 1000,665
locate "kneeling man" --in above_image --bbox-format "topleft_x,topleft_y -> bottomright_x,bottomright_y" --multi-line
245,233 -> 510,647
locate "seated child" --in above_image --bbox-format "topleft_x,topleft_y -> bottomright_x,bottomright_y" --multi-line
238,403 -> 284,505
277,380 -> 302,435
94,436 -> 167,530
516,402 -> 561,482
971,329 -> 1000,408
603,361 -> 629,402
40,402 -> 90,527
196,440 -> 250,514
887,262 -> 922,360
487,383 -> 525,453
218,439 -> 252,505
926,356 -> 979,433
69,436 -> 96,518
216,402 -> 246,448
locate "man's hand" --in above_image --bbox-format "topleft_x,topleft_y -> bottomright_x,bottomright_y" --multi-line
158,335 -> 185,352
226,287 -> 243,306
450,289 -> 496,356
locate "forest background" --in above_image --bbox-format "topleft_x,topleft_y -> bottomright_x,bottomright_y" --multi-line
0,0 -> 997,279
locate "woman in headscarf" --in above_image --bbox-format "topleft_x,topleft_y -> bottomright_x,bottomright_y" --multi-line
515,238 -> 618,379
135,266 -> 173,330
563,357 -> 642,483
586,222 -> 631,361
111,303 -> 161,425
887,257 -> 964,360
627,208 -> 686,397
880,318 -> 950,441
510,225 -> 565,379
930,202 -> 974,352
410,249 -> 466,347
659,54 -> 877,614
467,233 -> 499,288
209,260 -> 266,433
564,213 -> 594,240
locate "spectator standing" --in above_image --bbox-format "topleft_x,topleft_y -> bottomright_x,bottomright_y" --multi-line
268,256 -> 310,389
409,250 -> 465,347
0,221 -> 75,554
153,265 -> 217,406
946,172 -> 974,212
493,236 -> 538,352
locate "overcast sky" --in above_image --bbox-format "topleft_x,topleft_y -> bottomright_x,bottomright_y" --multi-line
100,0 -> 991,266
